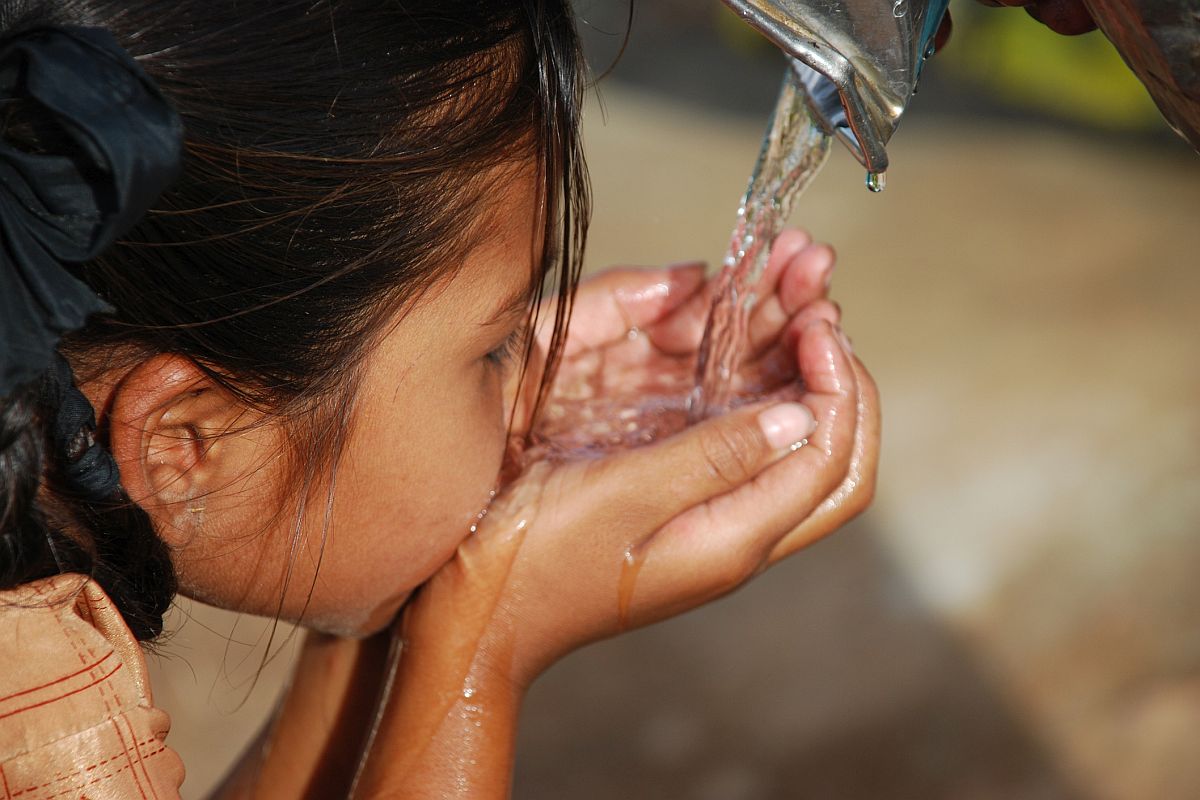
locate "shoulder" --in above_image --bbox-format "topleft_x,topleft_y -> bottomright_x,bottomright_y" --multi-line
0,573 -> 185,799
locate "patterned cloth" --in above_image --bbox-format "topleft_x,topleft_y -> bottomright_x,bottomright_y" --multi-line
0,574 -> 184,799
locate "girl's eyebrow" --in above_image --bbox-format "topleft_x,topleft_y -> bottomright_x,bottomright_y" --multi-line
481,275 -> 536,327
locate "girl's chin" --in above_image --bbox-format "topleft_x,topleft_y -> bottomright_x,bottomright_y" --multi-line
299,587 -> 414,639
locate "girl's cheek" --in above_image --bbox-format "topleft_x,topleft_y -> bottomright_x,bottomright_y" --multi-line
459,369 -> 509,489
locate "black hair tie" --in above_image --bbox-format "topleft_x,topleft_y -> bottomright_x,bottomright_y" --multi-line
40,352 -> 120,502
0,25 -> 183,395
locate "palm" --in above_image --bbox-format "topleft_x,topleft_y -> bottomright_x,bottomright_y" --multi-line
524,231 -> 836,460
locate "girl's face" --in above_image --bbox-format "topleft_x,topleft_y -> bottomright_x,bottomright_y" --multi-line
165,165 -> 541,635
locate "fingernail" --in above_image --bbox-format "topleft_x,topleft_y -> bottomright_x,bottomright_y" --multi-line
759,403 -> 817,450
821,263 -> 835,293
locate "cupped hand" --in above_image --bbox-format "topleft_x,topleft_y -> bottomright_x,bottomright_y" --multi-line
401,229 -> 880,691
512,229 -> 841,458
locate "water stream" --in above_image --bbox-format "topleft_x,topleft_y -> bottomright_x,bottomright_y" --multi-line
688,66 -> 831,421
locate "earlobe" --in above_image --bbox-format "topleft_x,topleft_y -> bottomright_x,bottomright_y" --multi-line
104,355 -> 232,547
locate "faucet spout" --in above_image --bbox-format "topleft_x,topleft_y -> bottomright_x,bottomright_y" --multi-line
722,0 -> 950,176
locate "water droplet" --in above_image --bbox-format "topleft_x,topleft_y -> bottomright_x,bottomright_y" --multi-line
618,546 -> 646,631
866,171 -> 886,193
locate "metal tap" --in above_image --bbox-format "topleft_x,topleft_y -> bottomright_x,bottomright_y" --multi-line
722,0 -> 951,184
723,0 -> 1200,171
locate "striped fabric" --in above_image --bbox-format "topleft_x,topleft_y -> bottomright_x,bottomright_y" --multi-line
0,575 -> 184,800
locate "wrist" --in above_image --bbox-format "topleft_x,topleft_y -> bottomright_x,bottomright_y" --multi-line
466,617 -> 541,699
398,515 -> 564,694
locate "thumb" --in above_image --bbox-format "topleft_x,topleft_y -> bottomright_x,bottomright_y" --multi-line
593,399 -> 817,531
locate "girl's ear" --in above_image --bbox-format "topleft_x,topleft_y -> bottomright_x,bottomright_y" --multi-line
104,355 -> 256,548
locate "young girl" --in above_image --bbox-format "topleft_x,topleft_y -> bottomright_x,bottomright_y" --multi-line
0,2 -> 879,797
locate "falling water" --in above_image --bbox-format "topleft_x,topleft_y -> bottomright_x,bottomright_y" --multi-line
688,66 -> 831,421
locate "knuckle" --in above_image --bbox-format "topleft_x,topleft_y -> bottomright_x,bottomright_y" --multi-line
844,487 -> 872,521
843,471 -> 878,520
698,424 -> 763,489
713,547 -> 762,593
737,542 -> 771,581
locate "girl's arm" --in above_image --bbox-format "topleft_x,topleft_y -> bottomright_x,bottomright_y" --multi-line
205,619 -> 517,800
209,633 -> 392,799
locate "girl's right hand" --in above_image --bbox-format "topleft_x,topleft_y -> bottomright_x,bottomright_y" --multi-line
399,238 -> 880,692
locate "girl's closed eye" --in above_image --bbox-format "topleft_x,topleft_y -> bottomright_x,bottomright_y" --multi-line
485,326 -> 527,368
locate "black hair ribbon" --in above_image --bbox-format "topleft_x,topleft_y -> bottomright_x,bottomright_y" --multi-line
0,25 -> 182,395
40,351 -> 120,501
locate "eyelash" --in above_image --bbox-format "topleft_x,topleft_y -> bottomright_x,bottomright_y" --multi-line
485,328 -> 525,368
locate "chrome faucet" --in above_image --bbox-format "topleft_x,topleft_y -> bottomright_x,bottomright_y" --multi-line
722,0 -> 951,186
723,0 -> 1200,172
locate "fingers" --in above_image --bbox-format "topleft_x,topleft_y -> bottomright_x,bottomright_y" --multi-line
1024,0 -> 1096,34
550,263 -> 707,354
564,229 -> 826,359
647,228 -> 817,356
976,0 -> 1096,34
642,274 -> 717,355
638,321 -> 861,606
747,241 -> 836,357
592,397 -> 818,535
782,298 -> 841,353
753,298 -> 841,383
766,338 -> 880,562
750,228 -> 813,304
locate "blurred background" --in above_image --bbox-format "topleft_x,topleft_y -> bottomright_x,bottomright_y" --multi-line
150,2 -> 1200,797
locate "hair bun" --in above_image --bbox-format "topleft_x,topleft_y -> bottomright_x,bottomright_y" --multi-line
0,26 -> 183,396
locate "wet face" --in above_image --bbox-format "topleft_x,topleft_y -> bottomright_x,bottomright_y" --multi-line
168,164 -> 541,636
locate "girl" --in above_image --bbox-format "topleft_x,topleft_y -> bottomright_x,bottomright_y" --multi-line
0,2 -> 879,797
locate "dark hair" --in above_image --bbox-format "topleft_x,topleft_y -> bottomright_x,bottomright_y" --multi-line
0,0 -> 589,640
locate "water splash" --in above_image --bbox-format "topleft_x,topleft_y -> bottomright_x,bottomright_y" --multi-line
689,66 -> 831,421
